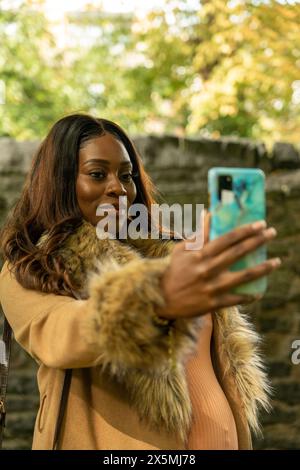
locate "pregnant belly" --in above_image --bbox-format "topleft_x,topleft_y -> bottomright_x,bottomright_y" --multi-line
185,313 -> 239,450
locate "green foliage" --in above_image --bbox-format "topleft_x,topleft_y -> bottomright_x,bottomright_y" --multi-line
186,0 -> 300,144
0,0 -> 299,144
0,0 -> 72,138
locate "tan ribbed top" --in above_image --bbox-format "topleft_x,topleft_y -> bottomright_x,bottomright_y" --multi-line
185,313 -> 239,450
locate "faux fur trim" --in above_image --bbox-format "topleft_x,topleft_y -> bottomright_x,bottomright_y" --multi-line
37,218 -> 271,443
214,306 -> 272,436
83,255 -> 201,443
125,364 -> 192,442
85,255 -> 181,372
39,219 -> 201,443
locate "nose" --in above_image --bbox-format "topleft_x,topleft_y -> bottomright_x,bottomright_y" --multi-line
105,174 -> 127,197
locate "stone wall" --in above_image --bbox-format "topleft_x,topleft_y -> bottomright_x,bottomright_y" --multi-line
0,135 -> 299,450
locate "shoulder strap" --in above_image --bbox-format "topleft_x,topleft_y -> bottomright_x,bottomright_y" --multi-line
52,369 -> 72,450
0,319 -> 73,451
0,317 -> 13,450
1,287 -> 80,451
52,290 -> 84,450
0,316 -> 72,451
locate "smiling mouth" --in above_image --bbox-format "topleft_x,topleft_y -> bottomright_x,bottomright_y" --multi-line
97,204 -> 120,214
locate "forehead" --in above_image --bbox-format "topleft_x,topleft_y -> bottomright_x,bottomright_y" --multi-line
79,133 -> 131,163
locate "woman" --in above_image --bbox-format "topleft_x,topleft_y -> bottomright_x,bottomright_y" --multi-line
0,114 -> 280,450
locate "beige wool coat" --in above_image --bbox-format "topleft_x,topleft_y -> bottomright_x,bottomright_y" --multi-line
0,219 -> 271,450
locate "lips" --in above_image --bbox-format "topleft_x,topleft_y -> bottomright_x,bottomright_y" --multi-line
97,203 -> 119,213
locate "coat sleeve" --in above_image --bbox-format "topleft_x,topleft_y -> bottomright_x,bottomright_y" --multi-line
0,258 -> 199,375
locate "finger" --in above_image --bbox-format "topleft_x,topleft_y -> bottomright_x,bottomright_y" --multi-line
210,257 -> 281,294
202,227 -> 277,277
204,210 -> 211,245
183,209 -> 206,251
201,220 -> 267,259
212,292 -> 263,310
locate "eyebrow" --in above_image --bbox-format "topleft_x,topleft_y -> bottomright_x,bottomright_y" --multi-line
83,158 -> 133,167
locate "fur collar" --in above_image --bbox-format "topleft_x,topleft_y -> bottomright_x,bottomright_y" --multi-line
37,219 -> 271,444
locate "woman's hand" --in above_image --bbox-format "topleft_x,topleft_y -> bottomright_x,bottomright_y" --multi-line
157,215 -> 281,320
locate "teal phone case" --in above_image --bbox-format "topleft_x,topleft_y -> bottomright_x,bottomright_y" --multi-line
208,167 -> 267,296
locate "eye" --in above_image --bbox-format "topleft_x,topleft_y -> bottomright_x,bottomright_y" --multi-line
120,173 -> 134,182
120,170 -> 139,182
89,171 -> 106,180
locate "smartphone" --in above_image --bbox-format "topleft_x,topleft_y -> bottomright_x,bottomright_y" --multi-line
208,167 -> 267,296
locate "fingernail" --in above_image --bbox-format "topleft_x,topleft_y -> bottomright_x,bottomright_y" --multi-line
264,227 -> 277,238
270,257 -> 281,267
247,294 -> 263,302
245,293 -> 263,302
252,220 -> 267,230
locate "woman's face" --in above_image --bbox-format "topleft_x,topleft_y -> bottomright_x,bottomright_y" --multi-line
76,133 -> 137,227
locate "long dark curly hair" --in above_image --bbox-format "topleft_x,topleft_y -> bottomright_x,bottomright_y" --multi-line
0,113 -> 166,298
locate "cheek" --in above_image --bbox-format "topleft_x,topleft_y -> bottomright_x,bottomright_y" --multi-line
128,182 -> 137,204
76,177 -> 104,204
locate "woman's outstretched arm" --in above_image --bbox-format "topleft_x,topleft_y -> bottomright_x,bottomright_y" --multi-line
0,256 -> 196,375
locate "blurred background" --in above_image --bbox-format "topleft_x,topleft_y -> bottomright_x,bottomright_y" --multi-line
0,0 -> 300,450
1,0 -> 300,144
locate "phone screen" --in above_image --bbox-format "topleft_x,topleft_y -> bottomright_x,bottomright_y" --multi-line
208,167 -> 267,296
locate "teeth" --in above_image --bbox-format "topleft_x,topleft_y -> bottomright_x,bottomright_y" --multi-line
97,205 -> 119,212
